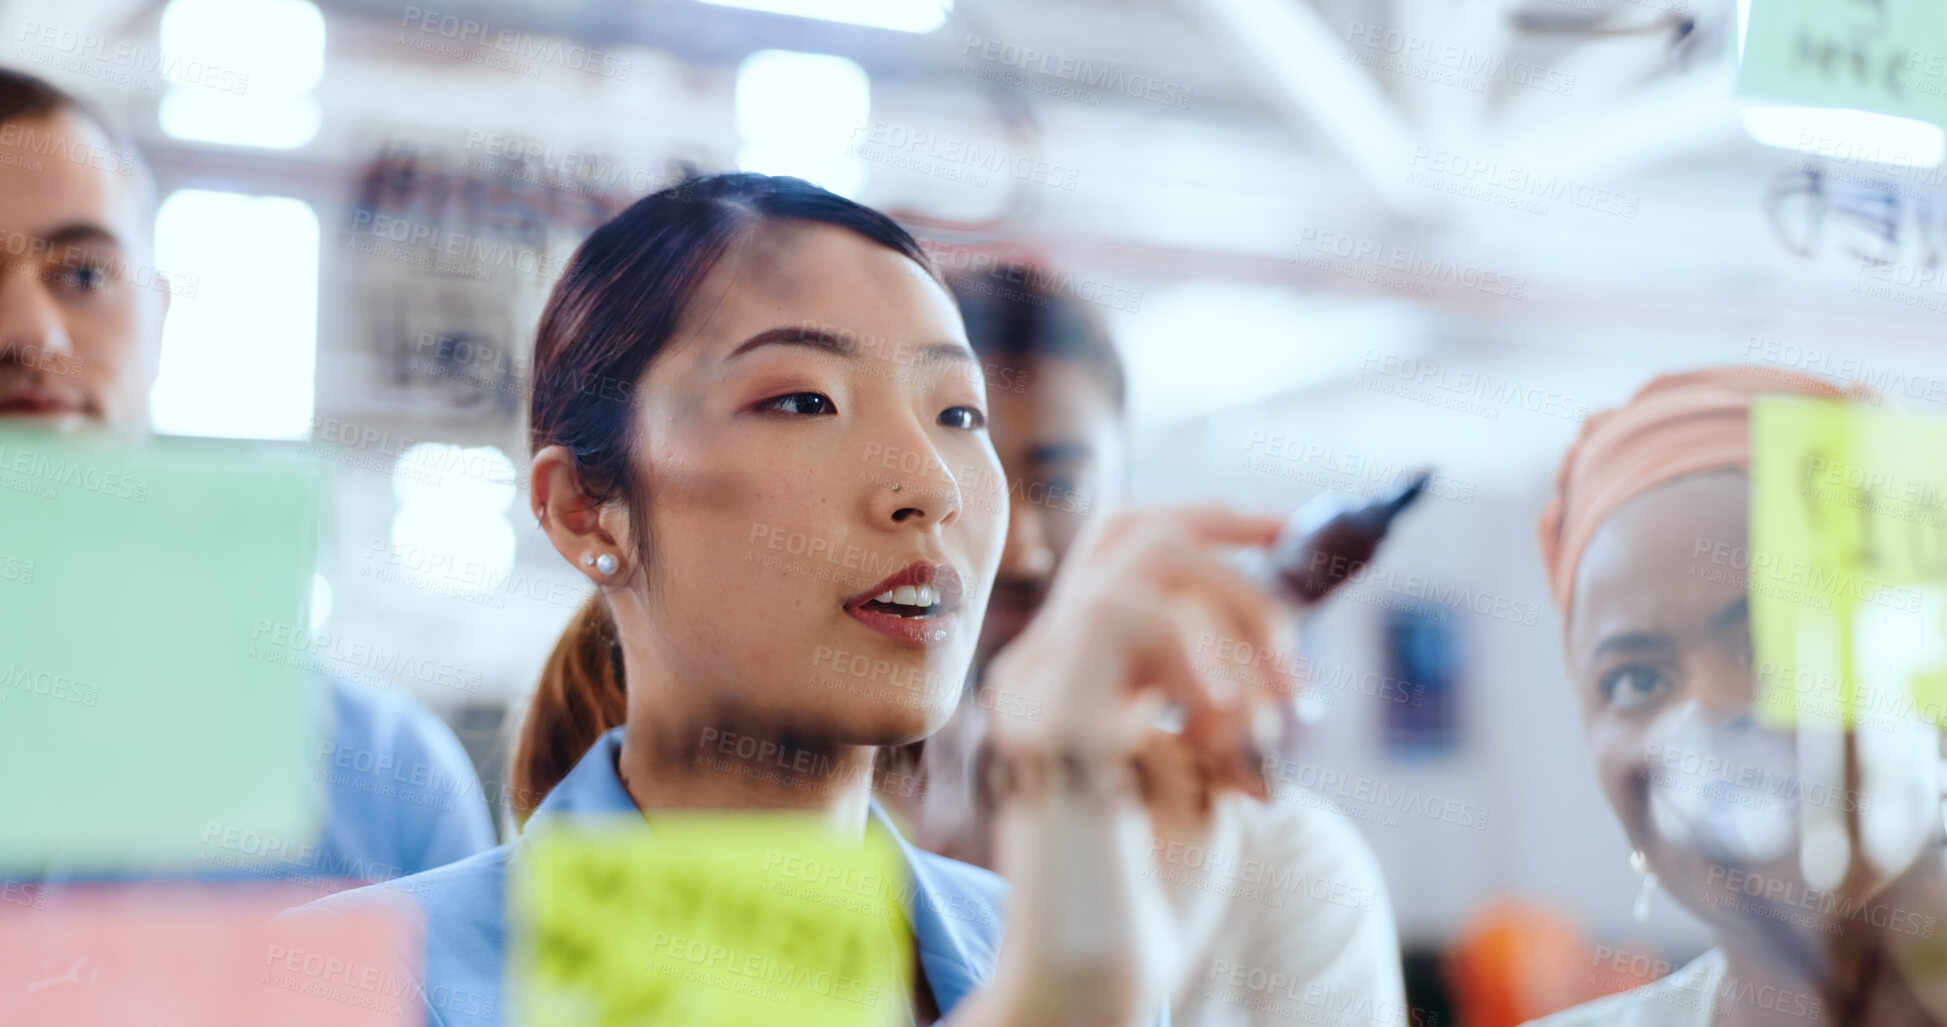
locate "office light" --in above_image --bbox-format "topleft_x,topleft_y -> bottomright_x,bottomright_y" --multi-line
159,0 -> 326,149
735,50 -> 870,195
702,0 -> 951,34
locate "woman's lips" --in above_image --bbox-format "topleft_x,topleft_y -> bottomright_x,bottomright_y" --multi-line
846,604 -> 960,648
843,561 -> 966,649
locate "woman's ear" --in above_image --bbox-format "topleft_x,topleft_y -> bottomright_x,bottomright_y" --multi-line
531,445 -> 634,583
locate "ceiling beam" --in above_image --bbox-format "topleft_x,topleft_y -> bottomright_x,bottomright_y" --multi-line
1190,0 -> 1440,221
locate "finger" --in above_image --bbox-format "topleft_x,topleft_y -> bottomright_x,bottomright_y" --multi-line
1099,529 -> 1297,794
1105,534 -> 1299,704
1159,504 -> 1288,548
1112,595 -> 1269,800
1168,599 -> 1275,802
1073,505 -> 1285,568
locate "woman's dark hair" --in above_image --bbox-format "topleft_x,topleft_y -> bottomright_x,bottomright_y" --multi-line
512,172 -> 935,818
947,263 -> 1126,413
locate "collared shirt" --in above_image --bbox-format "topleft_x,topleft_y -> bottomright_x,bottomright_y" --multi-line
313,676 -> 499,882
291,727 -> 1049,1027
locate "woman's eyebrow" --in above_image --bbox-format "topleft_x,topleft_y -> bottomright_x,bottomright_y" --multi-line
724,326 -> 978,368
1589,631 -> 1672,666
1709,595 -> 1749,632
726,325 -> 852,361
913,341 -> 977,367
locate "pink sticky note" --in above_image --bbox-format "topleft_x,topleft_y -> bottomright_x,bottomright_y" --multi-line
0,884 -> 422,1027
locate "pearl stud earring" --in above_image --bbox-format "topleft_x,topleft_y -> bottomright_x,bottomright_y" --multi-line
595,553 -> 617,576
1629,849 -> 1657,922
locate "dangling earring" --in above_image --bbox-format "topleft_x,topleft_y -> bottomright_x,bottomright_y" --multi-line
1630,850 -> 1658,922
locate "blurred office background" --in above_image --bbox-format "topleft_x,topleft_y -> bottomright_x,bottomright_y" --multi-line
6,0 -> 1945,1021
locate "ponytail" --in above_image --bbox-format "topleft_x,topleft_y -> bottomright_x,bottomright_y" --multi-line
511,594 -> 627,823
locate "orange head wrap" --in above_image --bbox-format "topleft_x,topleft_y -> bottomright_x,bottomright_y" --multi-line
1536,365 -> 1870,617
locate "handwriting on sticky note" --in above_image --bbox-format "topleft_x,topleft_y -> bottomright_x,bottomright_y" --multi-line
1739,0 -> 1947,128
1751,396 -> 1947,728
0,885 -> 420,1027
516,815 -> 909,1027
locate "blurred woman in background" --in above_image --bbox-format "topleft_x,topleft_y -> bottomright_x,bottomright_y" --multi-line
1530,367 -> 1947,1026
298,172 -> 1300,1027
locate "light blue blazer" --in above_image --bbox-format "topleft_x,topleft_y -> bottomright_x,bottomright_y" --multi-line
291,727 -> 1032,1026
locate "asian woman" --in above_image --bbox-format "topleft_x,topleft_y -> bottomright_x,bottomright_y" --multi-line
295,172 -> 1299,1027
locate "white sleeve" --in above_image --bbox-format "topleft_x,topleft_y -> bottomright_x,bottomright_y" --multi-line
1179,795 -> 1408,1027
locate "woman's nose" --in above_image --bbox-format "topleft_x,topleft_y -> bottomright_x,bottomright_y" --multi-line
869,436 -> 961,529
1690,649 -> 1759,720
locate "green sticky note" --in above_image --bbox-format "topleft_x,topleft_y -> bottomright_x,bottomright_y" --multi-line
0,430 -> 325,874
1738,0 -> 1947,126
1751,397 -> 1947,729
516,815 -> 912,1027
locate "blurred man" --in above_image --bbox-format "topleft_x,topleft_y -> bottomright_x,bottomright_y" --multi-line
0,67 -> 495,884
887,261 -> 1409,1026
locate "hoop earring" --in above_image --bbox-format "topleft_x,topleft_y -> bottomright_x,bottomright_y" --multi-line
1630,849 -> 1657,923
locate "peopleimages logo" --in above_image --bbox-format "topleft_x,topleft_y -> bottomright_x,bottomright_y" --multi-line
1360,349 -> 1588,422
398,6 -> 633,79
15,21 -> 252,95
1292,226 -> 1526,299
1262,756 -> 1490,830
1405,146 -> 1639,219
958,34 -> 1193,108
1743,334 -> 1947,405
1343,21 -> 1575,96
848,119 -> 1081,191
0,120 -> 136,176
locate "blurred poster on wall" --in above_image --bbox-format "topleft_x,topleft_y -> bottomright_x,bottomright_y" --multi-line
1382,604 -> 1459,757
329,138 -> 683,428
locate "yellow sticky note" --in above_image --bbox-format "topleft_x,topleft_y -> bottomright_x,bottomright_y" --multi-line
514,815 -> 911,1027
1751,396 -> 1947,729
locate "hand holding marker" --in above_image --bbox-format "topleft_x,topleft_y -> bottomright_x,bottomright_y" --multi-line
1205,469 -> 1434,757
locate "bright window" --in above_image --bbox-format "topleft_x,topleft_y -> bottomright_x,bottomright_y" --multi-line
150,190 -> 319,440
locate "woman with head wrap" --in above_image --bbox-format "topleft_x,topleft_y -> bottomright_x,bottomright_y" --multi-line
1529,366 -> 1947,1026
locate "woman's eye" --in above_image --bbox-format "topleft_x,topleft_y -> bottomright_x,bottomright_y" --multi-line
938,405 -> 985,430
1599,665 -> 1671,710
759,392 -> 836,416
